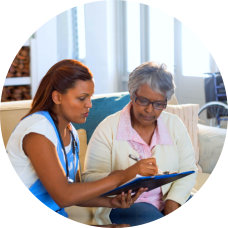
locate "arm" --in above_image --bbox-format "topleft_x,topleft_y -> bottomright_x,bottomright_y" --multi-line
23,133 -> 156,208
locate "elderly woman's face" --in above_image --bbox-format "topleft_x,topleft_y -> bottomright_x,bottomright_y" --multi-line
131,83 -> 166,126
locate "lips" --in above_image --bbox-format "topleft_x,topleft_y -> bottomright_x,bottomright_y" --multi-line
142,115 -> 156,121
83,112 -> 89,118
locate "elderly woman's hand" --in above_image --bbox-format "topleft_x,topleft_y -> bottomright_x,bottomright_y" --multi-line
134,158 -> 158,176
109,188 -> 148,209
163,199 -> 180,215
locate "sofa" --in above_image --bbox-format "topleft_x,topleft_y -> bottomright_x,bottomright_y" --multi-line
0,92 -> 226,226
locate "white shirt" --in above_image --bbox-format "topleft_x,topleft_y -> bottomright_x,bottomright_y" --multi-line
6,113 -> 76,188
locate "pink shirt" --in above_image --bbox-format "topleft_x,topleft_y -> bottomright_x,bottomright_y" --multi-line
116,102 -> 173,211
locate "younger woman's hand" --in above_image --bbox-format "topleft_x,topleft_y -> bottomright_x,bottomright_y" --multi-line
109,187 -> 148,209
133,158 -> 158,176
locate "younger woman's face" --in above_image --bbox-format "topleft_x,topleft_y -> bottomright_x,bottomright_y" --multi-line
57,79 -> 94,124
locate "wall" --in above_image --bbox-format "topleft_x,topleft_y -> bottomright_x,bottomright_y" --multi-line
175,76 -> 206,107
84,0 -> 118,94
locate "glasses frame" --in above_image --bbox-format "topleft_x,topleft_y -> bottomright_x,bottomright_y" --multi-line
134,95 -> 167,110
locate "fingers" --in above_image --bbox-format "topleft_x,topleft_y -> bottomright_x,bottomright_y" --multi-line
117,187 -> 148,209
144,164 -> 158,175
119,190 -> 134,208
139,158 -> 158,175
126,190 -> 132,203
132,187 -> 148,201
144,158 -> 157,169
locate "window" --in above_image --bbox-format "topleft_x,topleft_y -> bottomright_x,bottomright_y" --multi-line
148,8 -> 174,74
126,1 -> 141,72
122,2 -> 175,77
71,6 -> 86,61
119,1 -> 217,82
181,24 -> 212,76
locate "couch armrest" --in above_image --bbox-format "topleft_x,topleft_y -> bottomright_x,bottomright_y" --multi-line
198,124 -> 226,173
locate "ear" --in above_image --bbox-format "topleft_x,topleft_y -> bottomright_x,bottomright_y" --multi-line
130,95 -> 134,102
52,90 -> 62,104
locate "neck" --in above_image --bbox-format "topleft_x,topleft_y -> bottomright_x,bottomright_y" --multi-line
133,119 -> 156,133
51,107 -> 70,135
58,119 -> 69,135
56,115 -> 71,146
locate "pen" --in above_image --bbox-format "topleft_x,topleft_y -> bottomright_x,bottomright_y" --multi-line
128,154 -> 170,175
129,154 -> 139,162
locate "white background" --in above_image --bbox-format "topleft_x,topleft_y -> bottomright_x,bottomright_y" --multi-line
0,0 -> 228,227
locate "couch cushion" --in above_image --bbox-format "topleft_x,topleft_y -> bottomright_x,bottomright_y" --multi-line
192,172 -> 210,193
65,205 -> 94,225
77,129 -> 87,173
0,100 -> 32,146
198,123 -> 226,173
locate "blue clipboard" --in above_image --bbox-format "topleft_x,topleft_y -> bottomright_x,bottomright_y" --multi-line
102,170 -> 195,197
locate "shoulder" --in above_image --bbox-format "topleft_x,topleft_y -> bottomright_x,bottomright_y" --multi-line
10,113 -> 58,147
22,113 -> 56,134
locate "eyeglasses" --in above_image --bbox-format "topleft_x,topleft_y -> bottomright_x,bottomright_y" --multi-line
134,95 -> 167,110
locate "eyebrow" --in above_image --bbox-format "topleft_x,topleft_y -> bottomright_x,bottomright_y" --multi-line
137,95 -> 167,102
79,92 -> 94,97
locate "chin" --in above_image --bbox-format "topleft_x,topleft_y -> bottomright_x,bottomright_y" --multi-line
77,118 -> 87,124
141,118 -> 156,126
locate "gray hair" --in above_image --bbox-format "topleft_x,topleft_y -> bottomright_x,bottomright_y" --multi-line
128,62 -> 175,100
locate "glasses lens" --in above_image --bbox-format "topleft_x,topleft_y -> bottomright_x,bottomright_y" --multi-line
153,102 -> 167,110
135,97 -> 150,106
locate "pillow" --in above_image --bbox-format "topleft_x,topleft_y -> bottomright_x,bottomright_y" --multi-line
198,123 -> 226,173
165,104 -> 202,172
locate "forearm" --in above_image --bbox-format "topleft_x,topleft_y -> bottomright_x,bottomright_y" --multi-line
77,196 -> 111,208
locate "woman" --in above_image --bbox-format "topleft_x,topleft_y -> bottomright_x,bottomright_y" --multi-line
83,62 -> 197,226
6,59 -> 158,225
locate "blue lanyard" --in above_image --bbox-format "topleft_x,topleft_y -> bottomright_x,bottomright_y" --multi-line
53,121 -> 79,183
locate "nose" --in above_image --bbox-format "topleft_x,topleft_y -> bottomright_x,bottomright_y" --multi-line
145,103 -> 154,113
86,98 -> 92,109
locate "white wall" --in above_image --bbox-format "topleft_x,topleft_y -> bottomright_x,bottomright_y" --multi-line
84,0 -> 118,94
175,76 -> 206,107
31,10 -> 75,97
31,17 -> 58,97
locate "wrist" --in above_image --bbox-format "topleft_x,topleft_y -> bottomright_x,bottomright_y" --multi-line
122,165 -> 137,183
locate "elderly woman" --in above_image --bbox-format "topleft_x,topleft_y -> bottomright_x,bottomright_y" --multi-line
83,62 -> 197,226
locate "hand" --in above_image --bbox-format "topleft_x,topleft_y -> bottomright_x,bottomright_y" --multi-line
133,158 -> 158,176
109,187 -> 148,209
163,199 -> 180,215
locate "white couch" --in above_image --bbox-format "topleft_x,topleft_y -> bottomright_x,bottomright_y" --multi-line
0,93 -> 226,225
